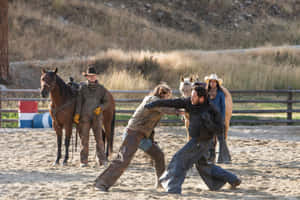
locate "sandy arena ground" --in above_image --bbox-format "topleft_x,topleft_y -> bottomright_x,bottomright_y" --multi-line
0,126 -> 299,200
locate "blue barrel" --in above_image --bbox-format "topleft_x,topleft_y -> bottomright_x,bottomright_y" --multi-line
33,112 -> 52,128
19,119 -> 33,128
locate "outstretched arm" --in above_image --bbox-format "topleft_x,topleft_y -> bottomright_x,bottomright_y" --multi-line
145,98 -> 189,110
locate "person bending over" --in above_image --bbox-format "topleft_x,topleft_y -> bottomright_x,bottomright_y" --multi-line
94,83 -> 178,192
144,86 -> 241,194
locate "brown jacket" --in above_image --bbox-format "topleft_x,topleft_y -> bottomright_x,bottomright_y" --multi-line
126,95 -> 177,138
75,81 -> 109,119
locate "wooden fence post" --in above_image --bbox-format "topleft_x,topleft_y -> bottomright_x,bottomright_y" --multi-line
287,88 -> 293,125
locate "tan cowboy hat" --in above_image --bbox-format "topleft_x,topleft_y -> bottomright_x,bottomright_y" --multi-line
204,73 -> 223,85
82,66 -> 98,76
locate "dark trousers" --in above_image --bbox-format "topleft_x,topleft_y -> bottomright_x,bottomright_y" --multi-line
210,131 -> 232,163
95,129 -> 165,189
160,138 -> 238,194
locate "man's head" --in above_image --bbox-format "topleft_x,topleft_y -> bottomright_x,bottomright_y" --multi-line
191,86 -> 208,105
151,83 -> 172,99
83,65 -> 98,83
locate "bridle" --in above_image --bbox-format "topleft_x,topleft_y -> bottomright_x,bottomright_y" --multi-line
41,74 -> 76,121
180,81 -> 192,98
41,74 -> 56,92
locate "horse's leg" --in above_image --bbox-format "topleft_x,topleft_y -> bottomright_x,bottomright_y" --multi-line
102,128 -> 106,152
185,118 -> 190,141
224,118 -> 230,140
63,123 -> 73,166
54,126 -> 63,166
109,111 -> 115,156
184,113 -> 190,141
103,118 -> 111,158
103,110 -> 115,158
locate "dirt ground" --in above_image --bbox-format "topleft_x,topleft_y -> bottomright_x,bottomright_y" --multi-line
0,126 -> 299,200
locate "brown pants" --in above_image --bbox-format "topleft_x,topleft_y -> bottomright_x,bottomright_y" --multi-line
79,115 -> 106,165
95,129 -> 165,189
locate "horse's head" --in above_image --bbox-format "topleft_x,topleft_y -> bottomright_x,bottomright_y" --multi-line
40,68 -> 58,98
192,81 -> 207,89
179,76 -> 194,98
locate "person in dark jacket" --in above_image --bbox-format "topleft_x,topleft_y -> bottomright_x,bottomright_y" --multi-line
73,66 -> 110,167
144,86 -> 241,194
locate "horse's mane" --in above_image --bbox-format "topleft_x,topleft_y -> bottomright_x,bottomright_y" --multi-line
55,74 -> 74,98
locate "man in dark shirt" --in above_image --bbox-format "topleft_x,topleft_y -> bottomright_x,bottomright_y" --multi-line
145,86 -> 241,194
73,66 -> 110,167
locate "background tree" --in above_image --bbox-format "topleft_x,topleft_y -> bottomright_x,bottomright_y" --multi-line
0,0 -> 9,84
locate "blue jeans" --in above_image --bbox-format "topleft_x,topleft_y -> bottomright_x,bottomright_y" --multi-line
211,165 -> 238,184
160,138 -> 239,194
160,138 -> 210,194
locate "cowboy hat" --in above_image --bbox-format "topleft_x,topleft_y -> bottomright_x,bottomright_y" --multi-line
204,73 -> 223,85
82,66 -> 98,76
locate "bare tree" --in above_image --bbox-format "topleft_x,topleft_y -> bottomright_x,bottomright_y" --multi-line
0,0 -> 9,84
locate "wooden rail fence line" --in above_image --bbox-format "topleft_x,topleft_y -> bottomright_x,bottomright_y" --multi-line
1,88 -> 300,127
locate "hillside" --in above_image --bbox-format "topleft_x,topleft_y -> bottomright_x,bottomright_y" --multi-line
9,0 -> 300,61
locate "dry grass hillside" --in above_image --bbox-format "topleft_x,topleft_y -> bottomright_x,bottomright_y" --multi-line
9,0 -> 300,61
11,47 -> 300,91
7,0 -> 300,90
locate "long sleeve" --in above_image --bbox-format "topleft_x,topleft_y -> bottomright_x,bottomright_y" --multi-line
145,98 -> 189,110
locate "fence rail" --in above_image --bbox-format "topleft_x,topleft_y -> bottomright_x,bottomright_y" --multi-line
1,88 -> 300,127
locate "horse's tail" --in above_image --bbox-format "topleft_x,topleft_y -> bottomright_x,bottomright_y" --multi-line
106,110 -> 115,158
220,86 -> 233,140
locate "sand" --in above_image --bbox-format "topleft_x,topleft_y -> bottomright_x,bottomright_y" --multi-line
0,126 -> 299,200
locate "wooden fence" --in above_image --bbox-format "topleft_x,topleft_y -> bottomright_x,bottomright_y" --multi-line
1,88 -> 300,127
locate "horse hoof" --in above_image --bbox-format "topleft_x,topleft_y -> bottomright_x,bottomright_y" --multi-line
52,162 -> 59,166
62,162 -> 68,166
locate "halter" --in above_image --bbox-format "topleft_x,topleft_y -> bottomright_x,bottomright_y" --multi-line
42,74 -> 56,92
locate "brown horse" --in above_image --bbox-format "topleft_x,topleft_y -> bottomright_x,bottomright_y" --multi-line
40,68 -> 115,166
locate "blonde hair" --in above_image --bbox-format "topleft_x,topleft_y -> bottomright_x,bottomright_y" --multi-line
150,83 -> 172,98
